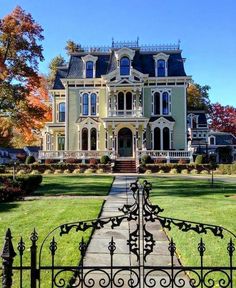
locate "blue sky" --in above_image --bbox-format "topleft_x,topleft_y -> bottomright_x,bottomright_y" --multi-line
1,0 -> 236,106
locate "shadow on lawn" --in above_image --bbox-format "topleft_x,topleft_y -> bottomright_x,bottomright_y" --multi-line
149,177 -> 236,198
36,183 -> 109,196
0,202 -> 19,213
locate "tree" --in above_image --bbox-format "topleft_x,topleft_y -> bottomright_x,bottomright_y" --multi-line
65,40 -> 82,55
0,6 -> 49,147
209,103 -> 236,136
187,83 -> 211,111
47,55 -> 65,87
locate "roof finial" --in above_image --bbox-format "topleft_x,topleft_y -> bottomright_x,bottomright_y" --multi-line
178,39 -> 181,49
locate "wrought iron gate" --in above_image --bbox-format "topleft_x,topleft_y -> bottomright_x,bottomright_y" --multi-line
1,180 -> 235,287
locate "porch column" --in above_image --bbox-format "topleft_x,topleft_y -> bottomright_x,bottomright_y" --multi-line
160,128 -> 163,150
142,125 -> 147,150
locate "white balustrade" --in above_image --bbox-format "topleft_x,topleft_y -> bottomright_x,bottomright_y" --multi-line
108,109 -> 143,117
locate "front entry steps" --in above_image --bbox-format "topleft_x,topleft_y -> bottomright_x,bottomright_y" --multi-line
114,159 -> 137,173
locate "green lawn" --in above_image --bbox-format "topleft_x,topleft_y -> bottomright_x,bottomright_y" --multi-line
0,175 -> 114,287
36,175 -> 114,196
141,176 -> 236,284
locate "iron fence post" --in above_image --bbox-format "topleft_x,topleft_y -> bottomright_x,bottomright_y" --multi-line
1,228 -> 16,288
30,229 -> 38,288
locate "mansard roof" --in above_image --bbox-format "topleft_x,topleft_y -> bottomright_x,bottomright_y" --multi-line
187,111 -> 208,125
53,46 -> 187,89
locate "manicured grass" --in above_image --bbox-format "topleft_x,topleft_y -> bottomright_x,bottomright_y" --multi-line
0,198 -> 104,288
141,176 -> 236,284
36,175 -> 114,196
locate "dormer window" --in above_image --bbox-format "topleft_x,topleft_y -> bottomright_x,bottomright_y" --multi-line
120,57 -> 130,75
81,55 -> 98,79
86,61 -> 93,78
153,53 -> 169,77
157,60 -> 165,77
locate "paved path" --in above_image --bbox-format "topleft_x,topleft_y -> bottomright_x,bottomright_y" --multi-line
78,176 -> 188,287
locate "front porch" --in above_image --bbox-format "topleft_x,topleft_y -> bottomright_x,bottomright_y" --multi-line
38,149 -> 193,163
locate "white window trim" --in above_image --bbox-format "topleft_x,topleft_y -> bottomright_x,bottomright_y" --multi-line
80,91 -> 99,116
153,52 -> 169,77
81,54 -> 98,78
151,89 -> 172,116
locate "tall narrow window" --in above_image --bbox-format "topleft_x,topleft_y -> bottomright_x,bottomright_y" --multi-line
91,93 -> 97,115
162,92 -> 169,115
154,127 -> 161,150
86,61 -> 93,78
82,93 -> 89,115
120,57 -> 130,75
154,92 -> 160,115
58,135 -> 65,150
90,128 -> 97,150
118,92 -> 124,110
59,102 -> 65,122
157,59 -> 165,77
126,92 -> 132,110
82,128 -> 88,150
163,127 -> 170,150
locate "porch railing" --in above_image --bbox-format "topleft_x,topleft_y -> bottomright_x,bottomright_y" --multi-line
137,150 -> 193,162
38,150 -> 116,160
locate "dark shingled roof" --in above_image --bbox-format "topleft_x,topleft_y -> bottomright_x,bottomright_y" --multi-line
209,132 -> 236,145
53,50 -> 187,89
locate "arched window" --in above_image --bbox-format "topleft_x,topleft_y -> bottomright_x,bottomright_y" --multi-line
154,127 -> 161,150
91,93 -> 97,115
162,92 -> 169,115
90,128 -> 97,150
86,61 -> 93,78
118,92 -> 124,110
154,92 -> 160,115
82,93 -> 89,115
82,128 -> 88,150
157,59 -> 165,77
59,102 -> 65,122
163,127 -> 170,150
120,57 -> 130,75
126,92 -> 132,110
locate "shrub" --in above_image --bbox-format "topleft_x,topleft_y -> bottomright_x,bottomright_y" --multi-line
144,169 -> 152,174
195,155 -> 203,164
200,170 -> 209,175
181,169 -> 189,175
84,168 -> 95,174
25,155 -> 35,164
100,155 -> 110,164
64,169 -> 71,174
154,158 -> 165,164
72,168 -> 82,174
231,163 -> 236,174
190,169 -> 199,174
54,169 -> 62,174
45,159 -> 56,164
89,158 -> 98,165
170,168 -> 178,174
141,155 -> 152,165
65,158 -> 79,164
96,168 -> 104,174
178,158 -> 188,164
17,169 -> 26,175
30,170 -> 41,175
158,169 -> 165,174
44,169 -> 53,175
16,153 -> 26,162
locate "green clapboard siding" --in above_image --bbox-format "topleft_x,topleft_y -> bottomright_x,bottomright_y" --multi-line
68,89 -> 80,150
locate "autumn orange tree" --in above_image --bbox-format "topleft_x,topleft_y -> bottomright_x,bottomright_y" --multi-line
0,6 -> 51,147
187,83 -> 211,111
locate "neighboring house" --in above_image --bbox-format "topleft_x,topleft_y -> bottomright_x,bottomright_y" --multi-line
187,110 -> 209,153
0,148 -> 26,164
40,40 -> 193,164
24,146 -> 40,160
208,131 -> 236,163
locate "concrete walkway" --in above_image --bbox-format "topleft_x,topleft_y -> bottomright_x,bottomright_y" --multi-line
77,175 -> 189,287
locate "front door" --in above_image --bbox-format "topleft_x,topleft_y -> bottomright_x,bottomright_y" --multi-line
118,128 -> 133,157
